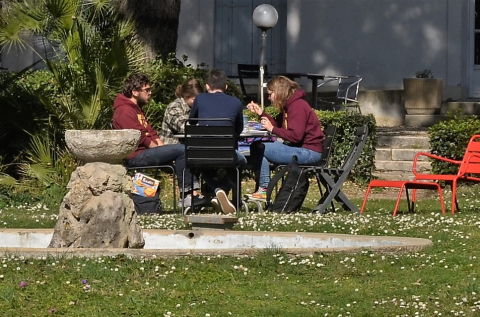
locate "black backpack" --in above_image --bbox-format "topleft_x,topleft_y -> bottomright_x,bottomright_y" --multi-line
266,156 -> 309,213
130,190 -> 162,215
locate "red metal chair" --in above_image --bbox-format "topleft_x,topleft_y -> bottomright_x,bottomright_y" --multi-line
412,134 -> 480,214
360,180 -> 446,216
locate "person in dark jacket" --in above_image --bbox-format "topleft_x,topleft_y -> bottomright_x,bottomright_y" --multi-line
246,75 -> 325,199
188,69 -> 249,214
112,73 -> 206,207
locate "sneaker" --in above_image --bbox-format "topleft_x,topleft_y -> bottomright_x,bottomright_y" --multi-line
251,187 -> 267,200
215,189 -> 236,214
210,198 -> 223,213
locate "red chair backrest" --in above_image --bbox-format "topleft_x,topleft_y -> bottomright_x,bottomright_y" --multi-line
459,135 -> 480,175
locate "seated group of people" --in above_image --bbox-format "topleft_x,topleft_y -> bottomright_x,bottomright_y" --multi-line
112,69 -> 325,214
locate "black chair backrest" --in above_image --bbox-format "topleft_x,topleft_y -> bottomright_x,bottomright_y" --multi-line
317,124 -> 337,168
184,118 -> 237,169
237,64 -> 268,100
340,125 -> 369,170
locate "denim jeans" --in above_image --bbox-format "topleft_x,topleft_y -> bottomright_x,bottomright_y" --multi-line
248,141 -> 269,189
260,141 -> 323,186
127,144 -> 199,193
202,150 -> 247,193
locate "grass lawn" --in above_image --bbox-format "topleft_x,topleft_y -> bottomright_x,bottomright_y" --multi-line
0,182 -> 480,316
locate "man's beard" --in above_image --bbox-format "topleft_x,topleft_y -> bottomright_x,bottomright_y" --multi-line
137,97 -> 148,107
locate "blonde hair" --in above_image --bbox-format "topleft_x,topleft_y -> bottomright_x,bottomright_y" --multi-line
266,76 -> 300,111
175,78 -> 204,99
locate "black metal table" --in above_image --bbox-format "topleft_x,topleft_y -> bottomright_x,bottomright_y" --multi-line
270,73 -> 325,109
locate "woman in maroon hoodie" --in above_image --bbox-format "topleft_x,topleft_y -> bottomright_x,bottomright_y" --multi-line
247,76 -> 325,198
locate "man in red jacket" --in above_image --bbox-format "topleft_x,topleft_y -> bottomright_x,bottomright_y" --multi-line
113,73 -> 206,207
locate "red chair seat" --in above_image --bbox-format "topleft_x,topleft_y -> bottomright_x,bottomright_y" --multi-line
360,180 -> 446,216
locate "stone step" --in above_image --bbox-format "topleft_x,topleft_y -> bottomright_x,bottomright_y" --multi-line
441,101 -> 480,115
376,134 -> 430,149
375,148 -> 430,161
400,101 -> 480,126
372,171 -> 416,181
373,127 -> 435,175
375,160 -> 431,172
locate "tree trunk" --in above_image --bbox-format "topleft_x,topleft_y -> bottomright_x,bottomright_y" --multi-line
119,0 -> 181,60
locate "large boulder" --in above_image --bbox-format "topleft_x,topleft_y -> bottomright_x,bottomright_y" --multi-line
49,162 -> 145,249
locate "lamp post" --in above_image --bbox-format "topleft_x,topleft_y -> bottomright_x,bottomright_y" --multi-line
252,4 -> 278,109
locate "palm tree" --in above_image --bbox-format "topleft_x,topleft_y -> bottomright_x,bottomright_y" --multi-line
0,0 -> 148,131
0,0 -> 148,191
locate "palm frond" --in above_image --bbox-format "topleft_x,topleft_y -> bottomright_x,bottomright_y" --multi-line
18,162 -> 56,186
0,173 -> 18,187
17,132 -> 60,186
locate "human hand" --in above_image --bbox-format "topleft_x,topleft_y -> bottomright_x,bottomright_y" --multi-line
260,116 -> 273,132
148,138 -> 164,148
247,102 -> 263,116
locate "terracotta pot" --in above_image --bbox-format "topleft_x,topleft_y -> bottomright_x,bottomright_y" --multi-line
403,78 -> 443,115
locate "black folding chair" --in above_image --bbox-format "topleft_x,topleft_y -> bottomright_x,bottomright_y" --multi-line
272,124 -> 337,212
312,125 -> 369,214
237,64 -> 268,104
182,118 -> 242,214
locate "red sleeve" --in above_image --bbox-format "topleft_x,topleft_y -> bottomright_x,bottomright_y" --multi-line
113,107 -> 158,147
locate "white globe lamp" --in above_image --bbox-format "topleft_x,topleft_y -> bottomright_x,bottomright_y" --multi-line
252,4 -> 278,108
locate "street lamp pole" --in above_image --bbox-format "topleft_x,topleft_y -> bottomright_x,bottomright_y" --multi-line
252,4 -> 278,109
259,30 -> 267,109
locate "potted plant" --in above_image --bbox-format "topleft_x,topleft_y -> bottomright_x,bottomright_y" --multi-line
403,69 -> 443,115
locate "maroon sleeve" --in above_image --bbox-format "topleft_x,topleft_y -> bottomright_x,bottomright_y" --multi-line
113,107 -> 157,147
271,101 -> 308,143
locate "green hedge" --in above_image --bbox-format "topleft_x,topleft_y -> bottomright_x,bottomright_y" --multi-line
429,113 -> 480,175
316,110 -> 376,184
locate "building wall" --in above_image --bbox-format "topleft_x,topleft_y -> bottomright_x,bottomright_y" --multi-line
176,0 -> 470,126
177,0 -> 287,75
286,0 -> 465,91
176,0 -> 216,69
178,0 -> 467,93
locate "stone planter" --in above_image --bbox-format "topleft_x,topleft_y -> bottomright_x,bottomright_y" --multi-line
403,78 -> 443,115
65,129 -> 140,164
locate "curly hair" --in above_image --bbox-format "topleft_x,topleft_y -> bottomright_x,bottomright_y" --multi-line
123,74 -> 150,98
266,76 -> 300,111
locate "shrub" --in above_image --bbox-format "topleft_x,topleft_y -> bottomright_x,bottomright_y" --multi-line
316,110 -> 376,184
428,113 -> 480,174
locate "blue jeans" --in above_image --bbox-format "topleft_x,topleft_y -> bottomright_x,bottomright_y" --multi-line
202,151 -> 247,193
127,144 -> 199,193
248,141 -> 270,190
259,141 -> 323,187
